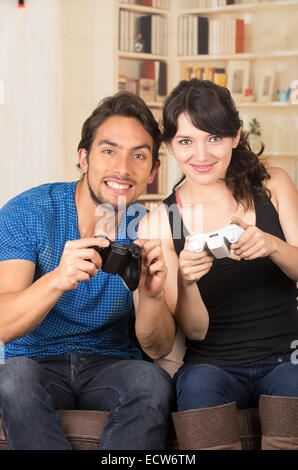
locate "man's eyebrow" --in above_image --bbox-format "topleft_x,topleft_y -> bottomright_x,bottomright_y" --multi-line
98,139 -> 118,147
99,140 -> 152,151
133,143 -> 152,151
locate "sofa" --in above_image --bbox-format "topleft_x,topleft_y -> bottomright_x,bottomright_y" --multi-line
0,329 -> 262,450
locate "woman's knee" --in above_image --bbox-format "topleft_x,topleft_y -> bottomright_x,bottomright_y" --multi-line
174,364 -> 242,411
260,360 -> 298,397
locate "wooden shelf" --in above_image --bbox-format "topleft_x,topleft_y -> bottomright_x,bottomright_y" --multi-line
146,101 -> 164,107
139,193 -> 167,201
264,151 -> 298,157
179,1 -> 298,15
118,51 -> 169,61
236,101 -> 298,108
118,2 -> 169,14
178,50 -> 298,62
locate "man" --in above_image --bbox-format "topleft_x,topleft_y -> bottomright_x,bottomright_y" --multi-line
0,91 -> 175,450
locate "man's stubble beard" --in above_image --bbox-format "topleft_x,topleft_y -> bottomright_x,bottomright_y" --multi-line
87,170 -> 129,213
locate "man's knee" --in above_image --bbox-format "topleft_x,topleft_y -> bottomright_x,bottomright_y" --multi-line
0,357 -> 42,402
121,360 -> 174,407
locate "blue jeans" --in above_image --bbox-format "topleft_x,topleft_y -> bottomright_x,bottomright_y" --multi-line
174,352 -> 298,411
0,354 -> 174,450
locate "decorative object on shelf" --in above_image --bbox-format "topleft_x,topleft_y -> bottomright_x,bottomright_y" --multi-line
227,60 -> 250,101
134,33 -> 145,53
248,118 -> 263,154
240,87 -> 256,102
274,87 -> 291,102
258,71 -> 275,102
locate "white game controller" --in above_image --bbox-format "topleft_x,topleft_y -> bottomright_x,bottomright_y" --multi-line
188,222 -> 245,259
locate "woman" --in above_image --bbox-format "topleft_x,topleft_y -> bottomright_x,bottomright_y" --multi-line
138,79 -> 298,450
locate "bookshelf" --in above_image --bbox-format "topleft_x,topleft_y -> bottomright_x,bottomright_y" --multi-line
103,0 -> 298,192
117,0 -> 171,205
174,0 -> 298,182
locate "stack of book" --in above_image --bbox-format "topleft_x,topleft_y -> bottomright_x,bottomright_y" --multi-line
182,0 -> 236,7
118,61 -> 167,102
182,64 -> 227,86
119,11 -> 168,55
178,15 -> 244,56
120,0 -> 170,8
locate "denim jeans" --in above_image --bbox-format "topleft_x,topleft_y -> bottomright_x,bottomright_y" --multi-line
0,354 -> 174,450
174,352 -> 298,411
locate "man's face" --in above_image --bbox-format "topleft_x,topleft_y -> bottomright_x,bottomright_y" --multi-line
79,115 -> 158,211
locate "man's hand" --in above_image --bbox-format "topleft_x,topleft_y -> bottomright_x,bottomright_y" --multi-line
178,237 -> 213,285
52,237 -> 110,292
135,239 -> 167,298
231,216 -> 277,260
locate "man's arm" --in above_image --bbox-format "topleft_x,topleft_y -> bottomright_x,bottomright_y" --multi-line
0,237 -> 109,345
133,235 -> 176,361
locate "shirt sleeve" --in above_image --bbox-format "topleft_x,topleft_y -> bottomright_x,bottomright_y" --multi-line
0,195 -> 41,263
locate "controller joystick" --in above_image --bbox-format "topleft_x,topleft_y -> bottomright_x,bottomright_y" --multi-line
92,235 -> 142,291
188,222 -> 245,259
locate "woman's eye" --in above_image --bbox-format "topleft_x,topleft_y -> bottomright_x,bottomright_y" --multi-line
179,139 -> 192,145
209,136 -> 222,143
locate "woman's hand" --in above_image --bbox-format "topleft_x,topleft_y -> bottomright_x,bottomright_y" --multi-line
178,238 -> 213,285
231,216 -> 277,260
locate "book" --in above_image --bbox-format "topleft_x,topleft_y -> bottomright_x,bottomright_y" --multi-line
140,15 -> 152,53
118,74 -> 127,90
139,78 -> 156,101
146,173 -> 159,194
198,17 -> 209,55
235,18 -> 245,54
214,68 -> 227,87
139,0 -> 153,5
141,60 -> 167,101
157,61 -> 167,99
142,61 -> 155,80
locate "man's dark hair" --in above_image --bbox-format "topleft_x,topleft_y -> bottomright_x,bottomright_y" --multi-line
78,91 -> 161,170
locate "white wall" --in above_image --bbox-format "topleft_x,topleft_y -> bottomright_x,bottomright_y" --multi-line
0,0 -> 117,208
0,0 -> 64,207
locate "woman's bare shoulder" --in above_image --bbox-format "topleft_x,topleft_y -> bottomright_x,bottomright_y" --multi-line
138,202 -> 173,244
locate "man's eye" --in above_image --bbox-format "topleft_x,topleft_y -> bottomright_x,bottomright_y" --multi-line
103,149 -> 114,155
134,153 -> 145,160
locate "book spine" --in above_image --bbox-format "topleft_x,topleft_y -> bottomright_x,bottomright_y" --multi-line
198,16 -> 209,55
235,18 -> 245,54
140,15 -> 152,53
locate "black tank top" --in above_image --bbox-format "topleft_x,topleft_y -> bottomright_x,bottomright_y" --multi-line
163,191 -> 298,366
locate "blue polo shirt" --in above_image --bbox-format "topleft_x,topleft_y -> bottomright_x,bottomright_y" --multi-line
0,181 -> 147,360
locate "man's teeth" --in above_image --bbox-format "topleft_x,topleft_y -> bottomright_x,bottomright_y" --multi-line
106,181 -> 131,190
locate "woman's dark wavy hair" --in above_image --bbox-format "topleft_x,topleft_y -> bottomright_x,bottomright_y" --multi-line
77,90 -> 161,171
161,79 -> 270,209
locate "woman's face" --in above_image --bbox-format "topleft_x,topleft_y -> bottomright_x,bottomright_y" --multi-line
167,113 -> 240,185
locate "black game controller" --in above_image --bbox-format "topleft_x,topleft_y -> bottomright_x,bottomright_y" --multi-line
92,235 -> 142,292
